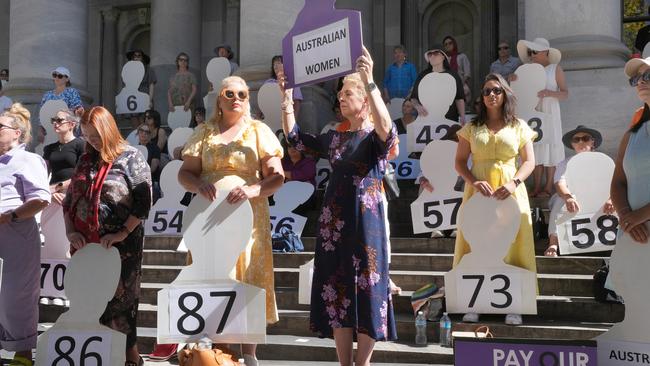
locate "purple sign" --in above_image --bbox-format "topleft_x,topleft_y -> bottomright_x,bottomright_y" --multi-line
281,0 -> 363,88
455,338 -> 597,366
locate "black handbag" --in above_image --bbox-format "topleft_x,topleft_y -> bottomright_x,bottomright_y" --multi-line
272,227 -> 305,253
383,163 -> 400,200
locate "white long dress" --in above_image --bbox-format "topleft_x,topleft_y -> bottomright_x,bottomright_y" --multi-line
534,63 -> 565,166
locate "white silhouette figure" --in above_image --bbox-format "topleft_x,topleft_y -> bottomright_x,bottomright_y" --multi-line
596,225 -> 650,364
411,140 -> 462,233
116,61 -> 149,114
156,176 -> 266,344
39,203 -> 71,302
406,72 -> 459,152
257,82 -> 284,139
167,107 -> 192,130
167,127 -> 194,161
555,152 -> 617,255
510,64 -> 549,145
38,100 -> 68,156
145,161 -> 185,236
134,144 -> 148,162
269,181 -> 314,237
36,244 -> 126,365
203,57 -> 231,120
387,97 -> 405,121
444,195 -> 537,314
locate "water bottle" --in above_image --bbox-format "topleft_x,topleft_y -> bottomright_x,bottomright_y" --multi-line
197,334 -> 212,350
439,312 -> 452,347
415,311 -> 427,346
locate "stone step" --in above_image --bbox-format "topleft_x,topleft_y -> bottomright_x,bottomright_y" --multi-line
142,249 -> 187,266
273,268 -> 595,297
273,288 -> 624,324
270,252 -> 605,276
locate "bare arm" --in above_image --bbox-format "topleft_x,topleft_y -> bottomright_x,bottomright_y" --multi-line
539,65 -> 569,100
455,99 -> 466,124
227,156 -> 285,204
455,136 -> 478,186
156,129 -> 168,152
610,132 -> 631,214
0,198 -> 49,224
493,140 -> 535,200
178,155 -> 217,201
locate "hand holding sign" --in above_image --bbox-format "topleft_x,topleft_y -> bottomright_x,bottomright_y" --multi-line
36,244 -> 126,365
510,64 -> 550,144
116,61 -> 149,114
406,73 -> 460,152
444,195 -> 537,315
282,0 -> 363,87
411,141 -> 462,233
157,175 -> 266,344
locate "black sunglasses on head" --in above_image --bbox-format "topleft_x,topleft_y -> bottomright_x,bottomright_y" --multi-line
50,117 -> 67,125
571,135 -> 593,143
629,69 -> 650,87
52,73 -> 66,79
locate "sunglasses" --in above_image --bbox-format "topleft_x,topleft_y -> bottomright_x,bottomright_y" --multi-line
177,58 -> 189,62
51,117 -> 70,125
0,123 -> 17,131
221,89 -> 249,101
52,73 -> 67,79
571,135 -> 594,143
498,46 -> 509,50
527,49 -> 542,57
482,87 -> 504,96
629,70 -> 650,87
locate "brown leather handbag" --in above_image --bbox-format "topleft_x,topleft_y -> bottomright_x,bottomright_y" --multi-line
178,346 -> 241,366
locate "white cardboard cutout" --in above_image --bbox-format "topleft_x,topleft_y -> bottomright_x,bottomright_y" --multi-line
406,73 -> 460,152
444,195 -> 537,315
597,224 -> 650,363
157,176 -> 266,344
168,107 -> 192,130
556,152 -> 618,255
203,57 -> 232,120
115,61 -> 149,114
510,64 -> 551,145
390,135 -> 421,180
388,97 -> 405,121
167,127 -> 194,161
36,244 -> 125,365
258,82 -> 284,138
135,144 -> 148,162
145,161 -> 186,236
40,203 -> 71,298
298,258 -> 314,305
269,181 -> 314,237
126,129 -> 138,146
39,100 -> 69,154
411,141 -> 463,233
643,43 -> 650,59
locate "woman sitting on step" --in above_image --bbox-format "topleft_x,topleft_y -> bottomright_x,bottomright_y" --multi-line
543,126 -> 614,256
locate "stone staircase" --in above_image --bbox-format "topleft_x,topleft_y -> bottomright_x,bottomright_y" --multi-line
39,180 -> 623,364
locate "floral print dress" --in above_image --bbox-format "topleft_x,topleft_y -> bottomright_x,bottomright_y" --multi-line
288,123 -> 398,341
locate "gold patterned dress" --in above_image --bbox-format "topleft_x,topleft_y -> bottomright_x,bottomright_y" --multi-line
182,119 -> 283,324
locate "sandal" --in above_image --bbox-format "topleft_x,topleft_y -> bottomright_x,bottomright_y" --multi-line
544,244 -> 558,257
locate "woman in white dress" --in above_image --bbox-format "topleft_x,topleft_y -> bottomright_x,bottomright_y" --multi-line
516,38 -> 568,197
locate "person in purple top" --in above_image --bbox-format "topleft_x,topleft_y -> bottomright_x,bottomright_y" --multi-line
0,103 -> 51,366
382,45 -> 418,102
40,66 -> 84,117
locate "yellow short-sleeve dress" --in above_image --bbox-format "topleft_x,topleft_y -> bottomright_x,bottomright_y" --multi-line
454,119 -> 537,273
183,119 -> 283,324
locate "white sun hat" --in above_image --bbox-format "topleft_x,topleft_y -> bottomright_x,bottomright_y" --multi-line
624,56 -> 650,78
516,37 -> 561,64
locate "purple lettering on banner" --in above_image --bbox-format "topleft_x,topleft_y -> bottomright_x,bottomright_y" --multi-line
281,0 -> 363,88
454,338 -> 597,366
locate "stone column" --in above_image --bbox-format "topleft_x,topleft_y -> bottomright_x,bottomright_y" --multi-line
100,8 -> 120,114
150,0 -> 201,121
479,0 -> 498,92
6,0 -> 89,118
403,1 -> 421,71
523,0 -> 637,156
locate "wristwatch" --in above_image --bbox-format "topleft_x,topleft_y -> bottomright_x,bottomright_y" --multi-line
513,178 -> 522,187
366,82 -> 377,93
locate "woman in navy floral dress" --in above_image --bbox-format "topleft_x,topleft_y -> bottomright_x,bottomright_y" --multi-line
280,47 -> 397,366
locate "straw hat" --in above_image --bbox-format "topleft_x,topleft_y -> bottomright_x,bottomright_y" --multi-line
517,37 -> 561,64
423,44 -> 449,63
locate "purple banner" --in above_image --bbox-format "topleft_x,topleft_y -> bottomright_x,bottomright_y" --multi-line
455,338 -> 597,366
281,0 -> 363,88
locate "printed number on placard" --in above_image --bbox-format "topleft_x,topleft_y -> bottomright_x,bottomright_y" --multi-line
389,161 -> 413,179
41,260 -> 68,297
568,214 -> 618,249
169,288 -> 245,337
462,274 -> 512,309
527,117 -> 543,142
152,210 -> 184,234
46,332 -> 112,366
422,198 -> 462,229
415,125 -> 453,145
270,216 -> 295,233
317,166 -> 331,190
127,95 -> 137,112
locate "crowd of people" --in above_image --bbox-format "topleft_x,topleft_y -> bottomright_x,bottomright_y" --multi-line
0,31 -> 648,366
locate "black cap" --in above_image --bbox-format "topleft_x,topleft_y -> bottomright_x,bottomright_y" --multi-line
562,125 -> 603,150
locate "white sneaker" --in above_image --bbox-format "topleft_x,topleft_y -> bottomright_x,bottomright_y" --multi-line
505,314 -> 522,325
243,354 -> 258,366
51,297 -> 65,306
39,297 -> 51,305
462,312 -> 479,323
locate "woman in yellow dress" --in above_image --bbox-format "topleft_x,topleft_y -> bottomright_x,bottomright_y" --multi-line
178,76 -> 285,366
454,73 -> 537,326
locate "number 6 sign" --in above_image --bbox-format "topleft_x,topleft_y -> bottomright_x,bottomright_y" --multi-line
115,61 -> 149,114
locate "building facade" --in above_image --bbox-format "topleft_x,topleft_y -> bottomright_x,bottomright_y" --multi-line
0,0 -> 639,155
